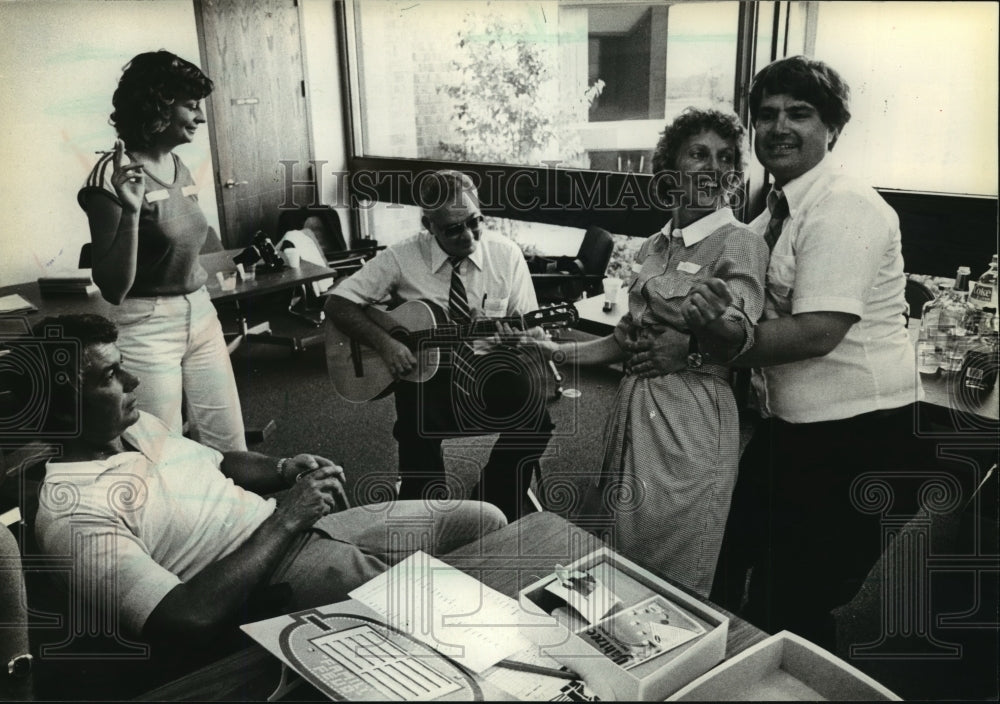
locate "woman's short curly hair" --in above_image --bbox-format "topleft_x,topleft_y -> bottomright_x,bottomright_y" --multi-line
110,50 -> 213,150
651,107 -> 747,175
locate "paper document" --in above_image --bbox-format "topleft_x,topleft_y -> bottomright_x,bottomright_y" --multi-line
241,600 -> 514,701
0,294 -> 36,314
350,551 -> 535,673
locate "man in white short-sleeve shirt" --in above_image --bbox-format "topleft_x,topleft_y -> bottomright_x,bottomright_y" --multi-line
668,56 -> 930,648
325,170 -> 553,522
29,314 -> 504,643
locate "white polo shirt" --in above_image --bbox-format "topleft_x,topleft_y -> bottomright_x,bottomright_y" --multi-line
35,412 -> 275,636
333,230 -> 538,319
751,158 -> 922,423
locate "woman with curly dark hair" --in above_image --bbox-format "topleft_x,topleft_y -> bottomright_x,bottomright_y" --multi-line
538,107 -> 768,595
78,50 -> 245,452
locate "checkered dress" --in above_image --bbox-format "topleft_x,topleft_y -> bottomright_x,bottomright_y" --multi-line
585,218 -> 768,597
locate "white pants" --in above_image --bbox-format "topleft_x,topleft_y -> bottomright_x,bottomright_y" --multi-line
109,286 -> 247,451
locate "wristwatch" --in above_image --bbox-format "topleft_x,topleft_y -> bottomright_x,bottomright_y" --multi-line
7,653 -> 32,678
686,335 -> 705,369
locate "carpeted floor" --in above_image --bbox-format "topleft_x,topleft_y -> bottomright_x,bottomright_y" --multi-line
229,320 -> 623,515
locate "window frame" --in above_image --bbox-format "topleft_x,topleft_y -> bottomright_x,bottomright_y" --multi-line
338,1 -> 765,239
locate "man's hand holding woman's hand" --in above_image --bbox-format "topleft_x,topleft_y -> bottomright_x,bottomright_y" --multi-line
680,278 -> 733,334
622,327 -> 689,378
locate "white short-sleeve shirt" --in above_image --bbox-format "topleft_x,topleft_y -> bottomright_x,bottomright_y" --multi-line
751,159 -> 922,423
333,230 -> 538,319
35,412 -> 275,636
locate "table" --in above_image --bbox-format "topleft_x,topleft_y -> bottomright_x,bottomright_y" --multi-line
138,512 -> 768,701
0,250 -> 338,351
199,250 -> 337,353
573,294 -> 999,425
0,251 -> 340,442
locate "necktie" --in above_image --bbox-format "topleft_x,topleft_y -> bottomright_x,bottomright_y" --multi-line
448,257 -> 472,324
763,191 -> 789,251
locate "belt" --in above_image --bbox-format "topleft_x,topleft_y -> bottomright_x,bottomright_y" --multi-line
625,362 -> 731,382
693,362 -> 732,381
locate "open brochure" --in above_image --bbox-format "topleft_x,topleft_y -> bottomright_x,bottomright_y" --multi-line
241,552 -> 601,701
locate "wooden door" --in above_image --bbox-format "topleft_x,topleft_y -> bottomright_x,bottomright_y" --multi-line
196,0 -> 315,248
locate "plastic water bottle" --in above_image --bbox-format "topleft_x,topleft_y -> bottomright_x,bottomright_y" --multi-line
916,286 -> 944,375
938,267 -> 972,376
969,254 -> 998,311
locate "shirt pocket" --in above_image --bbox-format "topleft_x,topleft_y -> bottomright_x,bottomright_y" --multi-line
650,271 -> 704,303
766,253 -> 796,311
483,296 -> 508,318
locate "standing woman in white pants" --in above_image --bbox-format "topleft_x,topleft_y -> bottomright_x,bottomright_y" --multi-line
79,50 -> 246,451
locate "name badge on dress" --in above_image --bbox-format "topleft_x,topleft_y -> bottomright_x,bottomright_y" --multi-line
181,185 -> 200,197
145,189 -> 169,203
676,261 -> 702,274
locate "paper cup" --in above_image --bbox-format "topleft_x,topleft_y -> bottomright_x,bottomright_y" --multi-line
603,277 -> 623,306
218,271 -> 238,291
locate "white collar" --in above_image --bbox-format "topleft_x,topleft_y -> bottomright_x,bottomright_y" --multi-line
773,157 -> 832,218
429,232 -> 486,273
44,411 -> 166,478
660,207 -> 739,247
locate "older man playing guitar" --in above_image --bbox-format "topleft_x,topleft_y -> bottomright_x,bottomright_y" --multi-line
324,170 -> 555,521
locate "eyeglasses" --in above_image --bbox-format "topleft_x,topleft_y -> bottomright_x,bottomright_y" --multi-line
437,215 -> 484,239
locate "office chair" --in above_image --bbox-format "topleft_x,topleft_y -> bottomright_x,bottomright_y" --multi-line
276,206 -> 382,272
273,207 -> 382,331
529,226 -> 615,304
904,276 -> 937,321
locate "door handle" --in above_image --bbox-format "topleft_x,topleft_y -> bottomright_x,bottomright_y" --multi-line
224,179 -> 249,188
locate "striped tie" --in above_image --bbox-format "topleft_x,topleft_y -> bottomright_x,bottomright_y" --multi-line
763,191 -> 789,251
448,257 -> 472,324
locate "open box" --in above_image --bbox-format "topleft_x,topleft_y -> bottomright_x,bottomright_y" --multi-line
667,631 -> 901,700
518,547 -> 729,701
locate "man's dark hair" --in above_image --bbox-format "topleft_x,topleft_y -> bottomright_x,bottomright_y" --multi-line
30,314 -> 119,352
749,55 -> 852,144
27,315 -> 119,433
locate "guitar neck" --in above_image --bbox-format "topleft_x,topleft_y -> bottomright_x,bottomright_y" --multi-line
403,316 -> 526,349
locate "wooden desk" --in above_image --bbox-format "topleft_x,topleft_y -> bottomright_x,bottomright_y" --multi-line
139,512 -> 768,701
0,250 -> 337,327
0,251 -> 340,443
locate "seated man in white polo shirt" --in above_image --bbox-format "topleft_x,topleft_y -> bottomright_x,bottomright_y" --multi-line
27,314 -> 504,644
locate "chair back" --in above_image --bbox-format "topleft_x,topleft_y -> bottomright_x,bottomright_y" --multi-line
576,226 -> 614,277
276,206 -> 349,256
905,277 -> 936,320
78,243 -> 92,269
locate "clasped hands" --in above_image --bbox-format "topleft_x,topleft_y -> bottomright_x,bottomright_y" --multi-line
625,277 -> 734,378
276,454 -> 350,531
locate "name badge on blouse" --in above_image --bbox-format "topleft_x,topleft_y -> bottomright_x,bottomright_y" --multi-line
145,189 -> 169,203
181,185 -> 200,197
631,261 -> 644,274
676,261 -> 702,274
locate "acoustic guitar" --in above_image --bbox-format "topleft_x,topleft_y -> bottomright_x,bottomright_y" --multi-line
325,300 -> 578,402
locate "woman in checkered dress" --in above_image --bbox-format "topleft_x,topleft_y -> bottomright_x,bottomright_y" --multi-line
540,109 -> 768,596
